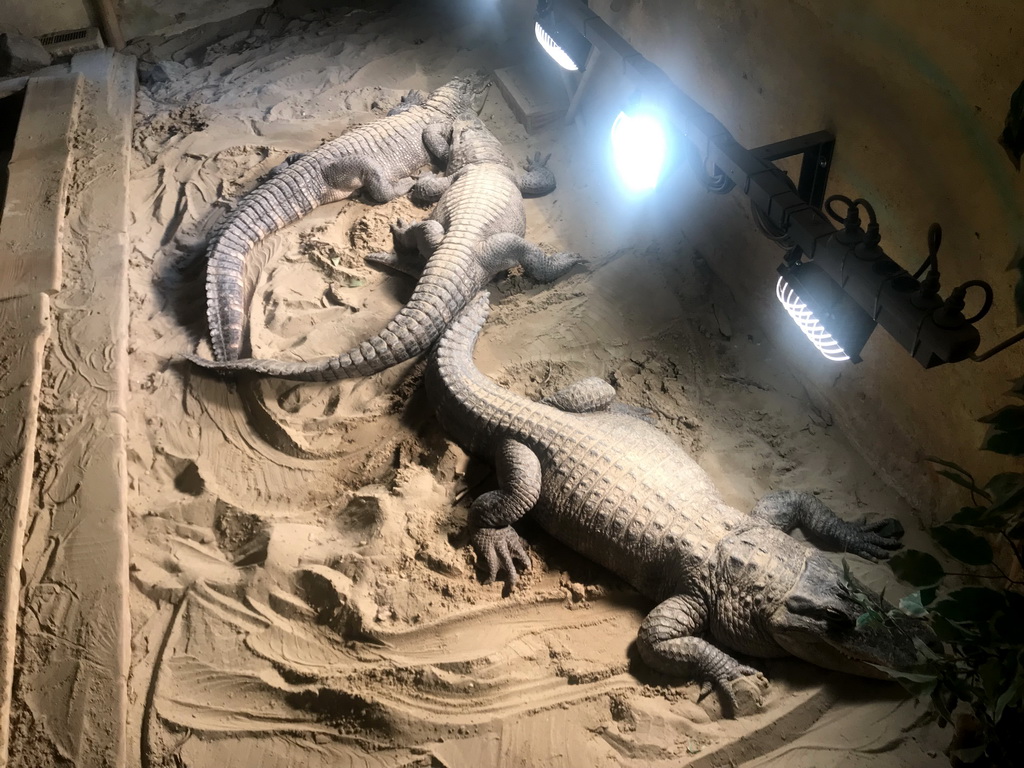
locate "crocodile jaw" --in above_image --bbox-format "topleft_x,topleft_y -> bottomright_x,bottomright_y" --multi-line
768,553 -> 930,678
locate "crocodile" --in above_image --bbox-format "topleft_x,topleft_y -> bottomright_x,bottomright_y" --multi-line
425,292 -> 933,715
187,112 -> 583,380
203,75 -> 487,361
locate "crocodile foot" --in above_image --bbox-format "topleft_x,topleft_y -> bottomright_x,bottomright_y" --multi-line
716,668 -> 770,717
845,517 -> 905,561
472,526 -> 532,589
524,151 -> 552,171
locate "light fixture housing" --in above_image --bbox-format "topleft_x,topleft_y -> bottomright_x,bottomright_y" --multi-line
776,261 -> 876,363
534,1 -> 591,71
610,109 -> 668,192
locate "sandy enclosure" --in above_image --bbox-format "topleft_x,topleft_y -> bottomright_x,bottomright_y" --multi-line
122,2 -> 946,765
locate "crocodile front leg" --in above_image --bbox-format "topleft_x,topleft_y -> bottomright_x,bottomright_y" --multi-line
476,232 -> 583,283
422,122 -> 453,164
471,439 -> 540,588
365,218 -> 445,276
516,151 -> 556,196
637,594 -> 768,717
750,491 -> 903,561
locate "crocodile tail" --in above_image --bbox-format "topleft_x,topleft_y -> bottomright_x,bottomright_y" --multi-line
432,290 -> 491,374
206,163 -> 327,361
189,260 -> 481,381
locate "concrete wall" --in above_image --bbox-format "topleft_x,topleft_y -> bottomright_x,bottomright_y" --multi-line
585,0 -> 1024,510
0,0 -> 271,41
0,0 -> 92,37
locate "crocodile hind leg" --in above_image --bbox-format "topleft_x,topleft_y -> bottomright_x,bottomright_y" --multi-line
542,377 -> 616,412
637,595 -> 768,717
541,378 -> 656,422
323,155 -> 415,203
365,219 -> 445,276
476,232 -> 583,282
267,152 -> 303,178
412,172 -> 454,203
750,491 -> 904,561
471,439 -> 540,588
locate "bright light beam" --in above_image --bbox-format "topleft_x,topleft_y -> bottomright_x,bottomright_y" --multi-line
611,111 -> 667,192
776,276 -> 851,362
535,22 -> 579,71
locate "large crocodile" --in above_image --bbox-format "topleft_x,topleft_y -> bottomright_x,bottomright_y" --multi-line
203,75 -> 486,362
187,112 -> 582,380
426,293 -> 932,715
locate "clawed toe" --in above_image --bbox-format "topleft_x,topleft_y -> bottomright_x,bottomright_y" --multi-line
472,527 -> 531,590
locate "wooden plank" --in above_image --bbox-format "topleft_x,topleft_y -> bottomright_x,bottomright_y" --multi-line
494,61 -> 569,134
0,73 -> 83,300
0,293 -> 49,768
6,49 -> 134,768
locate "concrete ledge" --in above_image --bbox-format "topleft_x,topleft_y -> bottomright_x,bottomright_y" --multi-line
0,73 -> 83,300
5,49 -> 135,768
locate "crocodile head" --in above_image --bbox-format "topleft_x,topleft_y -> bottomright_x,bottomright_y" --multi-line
768,551 -> 933,678
430,72 -> 491,115
445,111 -> 511,173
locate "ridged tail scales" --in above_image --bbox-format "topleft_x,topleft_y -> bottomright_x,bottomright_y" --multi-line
425,292 -> 557,456
205,156 -> 328,362
203,76 -> 481,362
187,242 -> 486,381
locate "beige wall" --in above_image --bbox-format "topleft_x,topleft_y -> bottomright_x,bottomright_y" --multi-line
0,0 -> 91,37
0,0 -> 271,41
587,0 -> 1024,510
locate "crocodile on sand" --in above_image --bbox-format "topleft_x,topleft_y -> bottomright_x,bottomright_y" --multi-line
202,74 -> 487,362
426,292 -> 934,715
187,112 -> 582,380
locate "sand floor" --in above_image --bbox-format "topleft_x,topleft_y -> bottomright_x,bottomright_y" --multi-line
119,2 -> 948,765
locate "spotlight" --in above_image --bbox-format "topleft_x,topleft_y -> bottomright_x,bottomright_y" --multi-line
776,261 -> 876,363
534,0 -> 591,71
611,110 -> 668,192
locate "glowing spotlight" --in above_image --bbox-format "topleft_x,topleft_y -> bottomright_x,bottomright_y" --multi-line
776,276 -> 851,361
775,261 -> 875,363
534,22 -> 578,71
611,111 -> 667,192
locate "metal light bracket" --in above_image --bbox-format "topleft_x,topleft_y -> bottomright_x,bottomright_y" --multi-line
751,131 -> 835,211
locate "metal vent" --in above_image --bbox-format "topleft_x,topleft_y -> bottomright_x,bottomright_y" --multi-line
36,27 -> 104,58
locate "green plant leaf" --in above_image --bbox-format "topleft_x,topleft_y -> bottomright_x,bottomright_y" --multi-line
980,657 -> 1004,703
888,549 -> 945,586
949,744 -> 987,764
926,456 -> 978,478
931,525 -> 993,566
980,405 -> 1024,430
950,506 -> 987,526
931,614 -> 961,641
884,669 -> 939,684
1009,376 -> 1024,400
994,676 -> 1023,722
982,427 -> 1024,457
912,635 -> 942,661
935,469 -> 995,501
898,591 -> 930,617
985,472 -> 1024,498
934,587 -> 1007,623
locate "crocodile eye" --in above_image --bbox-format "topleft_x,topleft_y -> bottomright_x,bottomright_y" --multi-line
824,606 -> 855,629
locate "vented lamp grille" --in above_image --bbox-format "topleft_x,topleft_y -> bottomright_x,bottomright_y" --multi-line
776,276 -> 851,362
534,22 -> 579,71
